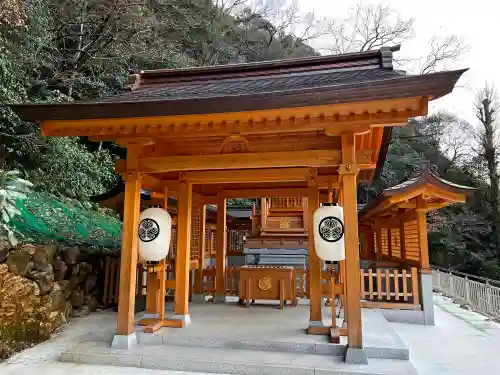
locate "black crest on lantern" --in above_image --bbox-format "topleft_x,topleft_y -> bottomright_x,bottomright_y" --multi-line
138,218 -> 160,242
318,216 -> 344,242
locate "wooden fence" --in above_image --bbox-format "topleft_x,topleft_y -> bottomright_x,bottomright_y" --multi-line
359,267 -> 421,309
102,257 -> 421,311
432,267 -> 500,319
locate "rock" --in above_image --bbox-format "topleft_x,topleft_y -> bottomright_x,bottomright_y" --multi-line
52,259 -> 68,281
0,248 -> 9,263
83,295 -> 98,312
7,250 -> 33,276
78,262 -> 92,276
49,282 -> 66,312
64,301 -> 73,319
54,312 -> 67,328
70,263 -> 79,276
84,275 -> 97,294
63,247 -> 80,265
32,245 -> 56,268
70,288 -> 84,308
59,280 -> 71,299
73,305 -> 91,317
20,244 -> 36,255
69,274 -> 86,288
27,264 -> 55,295
0,263 -> 8,275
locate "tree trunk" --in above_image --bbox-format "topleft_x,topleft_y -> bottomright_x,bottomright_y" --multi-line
481,98 -> 500,256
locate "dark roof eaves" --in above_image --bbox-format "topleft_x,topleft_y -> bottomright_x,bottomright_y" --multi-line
10,69 -> 466,122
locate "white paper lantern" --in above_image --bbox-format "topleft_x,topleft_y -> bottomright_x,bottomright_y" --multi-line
313,203 -> 345,261
137,207 -> 172,262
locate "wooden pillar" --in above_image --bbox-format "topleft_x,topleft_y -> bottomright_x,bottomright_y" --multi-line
215,196 -> 227,302
302,197 -> 308,232
340,133 -> 363,349
196,204 -> 207,293
145,268 -> 159,315
400,216 -> 406,260
174,180 -> 192,320
416,195 -> 430,270
375,222 -> 383,260
307,169 -> 323,327
116,171 -> 142,335
261,198 -> 267,232
328,182 -> 334,204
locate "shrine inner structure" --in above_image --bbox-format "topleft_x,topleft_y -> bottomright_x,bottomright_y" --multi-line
10,45 -> 470,364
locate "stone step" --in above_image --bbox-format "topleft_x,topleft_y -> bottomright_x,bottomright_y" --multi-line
135,331 -> 408,360
60,340 -> 418,375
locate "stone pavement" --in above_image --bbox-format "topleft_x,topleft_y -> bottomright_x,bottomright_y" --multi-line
390,294 -> 500,375
1,294 -> 500,375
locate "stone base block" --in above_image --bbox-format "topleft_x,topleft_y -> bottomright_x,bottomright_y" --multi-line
213,295 -> 226,304
172,313 -> 191,326
345,347 -> 368,364
191,294 -> 206,303
111,332 -> 137,350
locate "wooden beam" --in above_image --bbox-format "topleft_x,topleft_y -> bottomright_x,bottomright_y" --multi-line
183,168 -> 310,184
44,98 -> 424,138
174,180 -> 192,319
215,197 -> 227,301
340,133 -> 363,349
218,188 -> 308,199
116,171 -> 141,335
141,150 -> 343,173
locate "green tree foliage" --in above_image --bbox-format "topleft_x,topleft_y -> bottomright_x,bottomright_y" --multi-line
0,169 -> 32,245
366,113 -> 500,279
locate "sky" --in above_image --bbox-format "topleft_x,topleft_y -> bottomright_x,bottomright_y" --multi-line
297,0 -> 500,125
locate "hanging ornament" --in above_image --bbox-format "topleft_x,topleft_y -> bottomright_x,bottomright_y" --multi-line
313,203 -> 345,261
138,207 -> 172,262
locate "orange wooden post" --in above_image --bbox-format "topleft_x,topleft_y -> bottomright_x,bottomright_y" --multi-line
194,204 -> 206,300
416,195 -> 430,271
158,186 -> 168,320
173,180 -> 192,324
307,171 -> 324,332
340,133 -> 365,359
145,269 -> 159,315
113,170 -> 141,348
215,196 -> 227,303
261,197 -> 267,232
302,197 -> 308,233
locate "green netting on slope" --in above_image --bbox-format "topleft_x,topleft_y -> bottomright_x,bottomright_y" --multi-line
10,191 -> 122,249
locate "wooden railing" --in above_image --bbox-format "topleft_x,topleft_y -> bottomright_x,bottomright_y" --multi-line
227,229 -> 249,255
359,267 -> 421,309
102,257 -> 175,306
102,257 -> 421,312
270,197 -> 303,209
432,267 -> 500,319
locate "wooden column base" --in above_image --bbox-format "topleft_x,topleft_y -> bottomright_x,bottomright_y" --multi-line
307,325 -> 348,338
138,318 -> 185,332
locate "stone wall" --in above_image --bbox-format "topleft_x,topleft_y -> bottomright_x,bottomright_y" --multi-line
0,243 -> 116,359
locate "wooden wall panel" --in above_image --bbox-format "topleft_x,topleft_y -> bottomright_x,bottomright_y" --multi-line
381,228 -> 389,257
403,219 -> 420,262
390,228 -> 402,260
